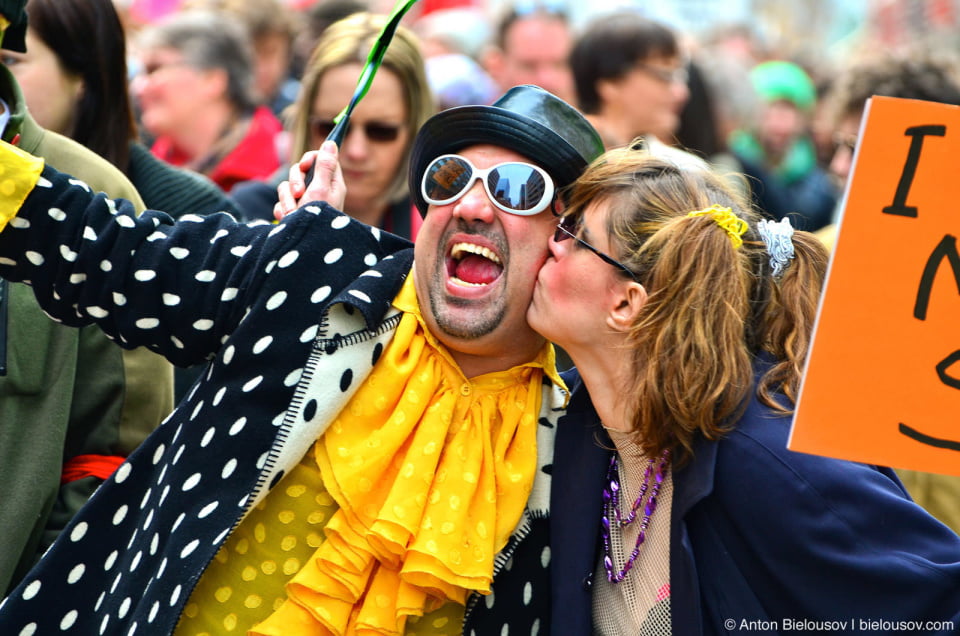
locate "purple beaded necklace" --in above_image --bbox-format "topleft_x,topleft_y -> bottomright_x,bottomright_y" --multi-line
600,448 -> 670,583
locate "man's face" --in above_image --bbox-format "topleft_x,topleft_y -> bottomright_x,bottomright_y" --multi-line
495,14 -> 574,104
413,144 -> 559,377
757,99 -> 807,160
598,54 -> 689,142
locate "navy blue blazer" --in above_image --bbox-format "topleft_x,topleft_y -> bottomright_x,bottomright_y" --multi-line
551,366 -> 960,635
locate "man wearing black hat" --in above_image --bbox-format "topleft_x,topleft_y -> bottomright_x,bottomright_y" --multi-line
0,85 -> 603,634
0,0 -> 173,598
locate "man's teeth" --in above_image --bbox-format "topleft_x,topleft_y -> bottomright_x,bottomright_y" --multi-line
452,278 -> 486,287
451,242 -> 501,264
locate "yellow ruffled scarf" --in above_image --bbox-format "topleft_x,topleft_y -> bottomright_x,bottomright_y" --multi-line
252,274 -> 561,635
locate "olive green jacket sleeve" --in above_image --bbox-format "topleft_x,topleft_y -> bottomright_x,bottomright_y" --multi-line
23,120 -> 175,441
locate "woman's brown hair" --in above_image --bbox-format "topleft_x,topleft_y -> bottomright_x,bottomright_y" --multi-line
562,146 -> 829,463
26,0 -> 137,169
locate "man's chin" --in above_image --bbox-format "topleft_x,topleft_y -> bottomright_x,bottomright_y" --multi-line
433,312 -> 500,342
429,294 -> 505,342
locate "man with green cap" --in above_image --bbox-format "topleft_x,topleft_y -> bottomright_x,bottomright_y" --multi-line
728,59 -> 838,232
0,0 -> 173,597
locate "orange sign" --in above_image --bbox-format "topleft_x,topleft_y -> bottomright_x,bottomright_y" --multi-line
789,96 -> 960,476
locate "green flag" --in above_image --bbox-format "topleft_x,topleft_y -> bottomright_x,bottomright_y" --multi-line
325,0 -> 419,147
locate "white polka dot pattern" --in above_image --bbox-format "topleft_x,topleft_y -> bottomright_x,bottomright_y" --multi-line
0,166 -> 560,635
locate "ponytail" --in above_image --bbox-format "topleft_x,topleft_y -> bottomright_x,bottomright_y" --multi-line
625,209 -> 757,462
757,228 -> 829,409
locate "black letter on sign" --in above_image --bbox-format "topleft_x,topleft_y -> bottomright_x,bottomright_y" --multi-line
914,235 -> 960,320
883,125 -> 946,218
902,234 -> 960,452
936,350 -> 960,390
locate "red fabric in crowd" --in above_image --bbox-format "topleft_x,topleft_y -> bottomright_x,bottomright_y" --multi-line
151,106 -> 283,193
61,454 -> 126,485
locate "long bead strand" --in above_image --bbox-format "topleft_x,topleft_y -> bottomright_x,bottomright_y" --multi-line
600,448 -> 670,583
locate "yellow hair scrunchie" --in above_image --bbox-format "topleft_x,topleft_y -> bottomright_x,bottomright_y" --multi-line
687,205 -> 748,249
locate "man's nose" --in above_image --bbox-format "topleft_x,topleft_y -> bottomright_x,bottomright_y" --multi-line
452,181 -> 496,224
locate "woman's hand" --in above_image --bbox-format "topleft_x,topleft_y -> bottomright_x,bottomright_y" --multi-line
274,140 -> 346,220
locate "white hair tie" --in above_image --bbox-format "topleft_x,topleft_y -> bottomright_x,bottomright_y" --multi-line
758,217 -> 795,277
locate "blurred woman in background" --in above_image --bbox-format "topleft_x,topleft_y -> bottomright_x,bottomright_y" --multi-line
232,11 -> 434,240
4,0 -> 240,217
130,8 -> 283,192
570,12 -> 689,151
3,0 -> 244,403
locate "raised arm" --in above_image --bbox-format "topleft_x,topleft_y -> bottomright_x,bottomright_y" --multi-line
0,141 -> 408,367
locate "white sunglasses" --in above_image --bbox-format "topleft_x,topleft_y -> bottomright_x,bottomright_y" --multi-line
421,154 -> 556,215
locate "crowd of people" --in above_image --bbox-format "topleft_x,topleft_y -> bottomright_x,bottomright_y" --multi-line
0,0 -> 959,634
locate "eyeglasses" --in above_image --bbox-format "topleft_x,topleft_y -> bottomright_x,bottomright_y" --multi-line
309,118 -> 402,143
421,154 -> 556,216
554,215 -> 639,281
636,63 -> 688,85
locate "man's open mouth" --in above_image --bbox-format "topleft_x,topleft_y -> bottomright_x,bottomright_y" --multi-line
448,242 -> 504,287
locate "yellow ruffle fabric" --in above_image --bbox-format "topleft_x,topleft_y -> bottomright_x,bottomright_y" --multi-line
173,440 -> 464,636
0,140 -> 44,232
251,274 -> 560,635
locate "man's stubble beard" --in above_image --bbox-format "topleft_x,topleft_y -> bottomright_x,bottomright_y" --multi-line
426,266 -> 507,341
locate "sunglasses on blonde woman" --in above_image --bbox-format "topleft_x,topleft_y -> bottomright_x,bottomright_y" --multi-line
554,215 -> 639,281
310,118 -> 402,143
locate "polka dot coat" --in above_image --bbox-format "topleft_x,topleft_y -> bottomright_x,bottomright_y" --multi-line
0,165 -> 562,635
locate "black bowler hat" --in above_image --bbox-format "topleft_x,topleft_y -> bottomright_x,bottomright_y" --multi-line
0,0 -> 27,53
409,84 -> 604,216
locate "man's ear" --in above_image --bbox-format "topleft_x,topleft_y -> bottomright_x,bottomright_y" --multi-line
606,281 -> 646,333
596,76 -> 621,105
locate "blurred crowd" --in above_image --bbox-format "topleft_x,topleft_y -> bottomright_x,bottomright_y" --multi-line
94,0 -> 960,239
3,0 -> 960,602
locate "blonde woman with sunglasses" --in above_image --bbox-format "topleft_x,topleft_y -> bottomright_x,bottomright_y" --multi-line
232,12 -> 434,241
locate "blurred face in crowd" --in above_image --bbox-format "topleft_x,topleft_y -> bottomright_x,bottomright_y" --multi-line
486,13 -> 574,104
2,29 -> 83,135
309,62 -> 409,217
598,53 -> 689,141
757,98 -> 807,162
131,46 -> 225,140
828,112 -> 860,190
252,30 -> 290,105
